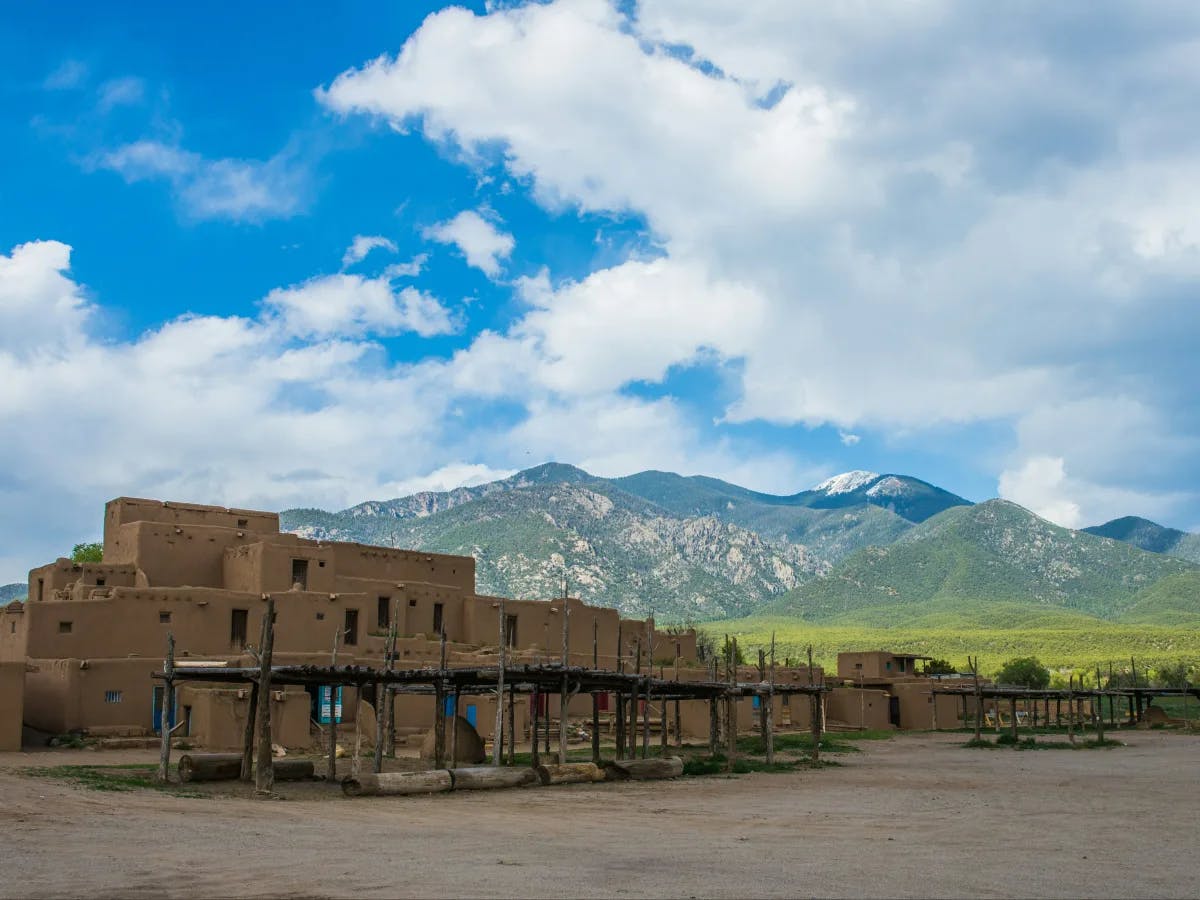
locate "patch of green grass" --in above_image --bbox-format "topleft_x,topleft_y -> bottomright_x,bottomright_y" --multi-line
22,765 -> 205,797
963,737 -> 995,748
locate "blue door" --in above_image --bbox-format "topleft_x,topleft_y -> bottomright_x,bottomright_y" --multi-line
752,695 -> 761,709
152,686 -> 177,733
465,704 -> 477,727
444,696 -> 456,717
318,686 -> 343,724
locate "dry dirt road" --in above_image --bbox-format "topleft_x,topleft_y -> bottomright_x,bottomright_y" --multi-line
2,732 -> 1197,899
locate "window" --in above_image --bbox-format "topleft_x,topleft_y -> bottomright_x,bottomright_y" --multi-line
316,612 -> 325,621
318,560 -> 326,568
237,518 -> 248,528
104,690 -> 122,704
230,609 -> 248,648
344,609 -> 359,646
291,559 -> 309,590
505,614 -> 518,648
885,661 -> 892,671
58,621 -> 72,634
432,602 -> 444,636
408,598 -> 417,607
37,578 -> 44,603
159,611 -> 171,624
378,596 -> 390,630
96,577 -> 106,587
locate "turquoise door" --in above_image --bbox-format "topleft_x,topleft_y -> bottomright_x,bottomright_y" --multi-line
466,704 -> 477,727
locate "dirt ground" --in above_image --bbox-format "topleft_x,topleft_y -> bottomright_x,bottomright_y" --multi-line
2,731 -> 1197,899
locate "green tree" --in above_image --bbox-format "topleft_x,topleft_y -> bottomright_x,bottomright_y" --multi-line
923,658 -> 956,675
996,656 -> 1051,689
71,542 -> 103,563
1154,660 -> 1195,688
721,635 -> 747,666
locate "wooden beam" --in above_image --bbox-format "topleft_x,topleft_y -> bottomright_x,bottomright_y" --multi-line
326,626 -> 341,782
592,616 -> 601,765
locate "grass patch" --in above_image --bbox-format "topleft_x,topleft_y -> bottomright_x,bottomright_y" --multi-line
22,764 -> 205,797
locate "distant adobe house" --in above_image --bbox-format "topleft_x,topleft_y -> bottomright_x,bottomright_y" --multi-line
0,497 -> 698,751
825,650 -> 973,730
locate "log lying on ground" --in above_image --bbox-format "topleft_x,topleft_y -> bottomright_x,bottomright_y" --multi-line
534,762 -> 606,786
343,770 -> 453,797
450,766 -> 537,791
179,753 -> 241,782
178,754 -> 314,783
603,756 -> 684,781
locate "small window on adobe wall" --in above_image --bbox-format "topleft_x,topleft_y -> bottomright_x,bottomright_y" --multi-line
59,621 -> 73,634
159,611 -> 171,624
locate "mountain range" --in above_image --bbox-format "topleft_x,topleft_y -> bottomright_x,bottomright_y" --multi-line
282,463 -> 1200,627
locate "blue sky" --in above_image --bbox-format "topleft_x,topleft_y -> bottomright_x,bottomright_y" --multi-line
2,1 -> 1199,581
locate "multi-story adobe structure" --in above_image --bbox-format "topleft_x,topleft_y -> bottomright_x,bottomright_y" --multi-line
0,498 -> 978,753
826,650 -> 968,729
0,497 -> 701,750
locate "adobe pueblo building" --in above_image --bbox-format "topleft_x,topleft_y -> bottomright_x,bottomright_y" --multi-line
0,497 -> 982,755
1,498 -> 705,751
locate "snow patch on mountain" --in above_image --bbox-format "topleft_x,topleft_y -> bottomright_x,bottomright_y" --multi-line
865,476 -> 909,498
812,471 -> 880,495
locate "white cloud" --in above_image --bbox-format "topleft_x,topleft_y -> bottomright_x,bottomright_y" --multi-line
998,456 -> 1082,528
97,76 -> 145,112
95,139 -> 307,222
319,0 -> 1200,519
342,234 -> 397,268
44,60 -> 88,90
423,209 -> 514,277
383,462 -> 516,497
0,240 -> 91,358
263,273 -> 456,339
838,431 -> 860,447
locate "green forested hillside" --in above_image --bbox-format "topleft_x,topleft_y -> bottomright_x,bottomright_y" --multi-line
1083,516 -> 1200,565
764,500 -> 1199,622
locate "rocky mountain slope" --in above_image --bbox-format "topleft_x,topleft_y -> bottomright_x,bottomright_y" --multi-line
1083,516 -> 1200,565
0,583 -> 25,606
283,463 -> 1198,628
285,465 -> 828,620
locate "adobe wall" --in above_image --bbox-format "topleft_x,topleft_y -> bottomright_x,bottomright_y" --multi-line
329,543 -> 475,594
826,686 -> 892,730
0,603 -> 26,662
0,661 -> 25,750
104,497 -> 280,552
179,684 -> 310,750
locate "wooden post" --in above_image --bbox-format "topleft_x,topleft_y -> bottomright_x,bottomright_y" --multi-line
708,658 -> 719,755
326,626 -> 341,782
660,683 -> 669,755
157,632 -> 175,783
1067,676 -> 1076,744
1107,662 -> 1116,727
351,687 -> 365,778
559,597 -> 569,766
765,632 -> 775,764
673,642 -> 682,749
931,685 -> 939,731
451,684 -> 461,766
757,648 -> 768,752
493,598 -> 506,766
506,682 -> 516,766
970,656 -> 982,741
592,616 -> 601,765
373,680 -> 385,774
531,684 -> 541,768
615,623 -> 625,757
630,640 -> 641,758
811,690 -> 824,764
240,681 -> 259,782
434,628 -> 447,769
727,637 -> 738,764
1009,697 -> 1018,745
642,621 -> 652,759
254,596 -> 276,795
